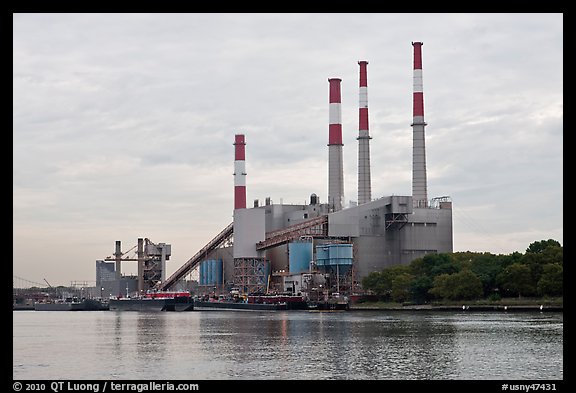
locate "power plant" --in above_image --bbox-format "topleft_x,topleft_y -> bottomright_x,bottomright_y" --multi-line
99,42 -> 453,302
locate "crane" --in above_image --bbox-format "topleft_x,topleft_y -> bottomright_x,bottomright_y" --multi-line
43,278 -> 60,298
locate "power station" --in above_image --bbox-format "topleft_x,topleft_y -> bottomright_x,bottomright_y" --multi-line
101,42 -> 453,301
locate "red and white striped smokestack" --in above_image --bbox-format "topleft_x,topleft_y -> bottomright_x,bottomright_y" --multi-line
357,61 -> 372,205
234,134 -> 246,210
411,42 -> 428,208
328,78 -> 344,212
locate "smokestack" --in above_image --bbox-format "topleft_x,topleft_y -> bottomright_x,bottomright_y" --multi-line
114,240 -> 122,280
412,42 -> 428,208
357,61 -> 372,205
234,134 -> 247,210
137,237 -> 144,294
328,78 -> 344,212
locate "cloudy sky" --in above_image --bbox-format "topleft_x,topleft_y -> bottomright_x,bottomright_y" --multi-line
13,13 -> 563,287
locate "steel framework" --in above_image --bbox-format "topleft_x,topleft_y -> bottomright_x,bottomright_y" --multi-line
233,257 -> 269,295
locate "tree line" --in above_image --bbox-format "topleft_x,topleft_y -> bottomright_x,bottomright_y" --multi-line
361,239 -> 563,303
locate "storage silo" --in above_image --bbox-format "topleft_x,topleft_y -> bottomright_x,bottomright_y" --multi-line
201,260 -> 207,286
315,243 -> 353,276
288,240 -> 313,274
208,259 -> 213,286
200,260 -> 205,286
214,259 -> 223,286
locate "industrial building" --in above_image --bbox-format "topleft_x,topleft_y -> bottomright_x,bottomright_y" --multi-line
98,238 -> 172,298
103,42 -> 453,301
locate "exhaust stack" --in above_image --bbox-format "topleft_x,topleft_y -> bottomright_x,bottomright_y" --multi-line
412,42 -> 428,208
234,134 -> 247,210
357,61 -> 372,205
328,78 -> 344,212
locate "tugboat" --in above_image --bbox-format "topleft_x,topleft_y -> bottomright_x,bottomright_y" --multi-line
108,291 -> 194,311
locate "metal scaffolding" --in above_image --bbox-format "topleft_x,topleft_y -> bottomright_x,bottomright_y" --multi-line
233,257 -> 269,295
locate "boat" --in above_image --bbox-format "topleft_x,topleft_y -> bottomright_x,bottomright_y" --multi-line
306,293 -> 350,311
108,291 -> 194,311
306,299 -> 349,311
193,300 -> 288,311
34,297 -> 109,311
193,294 -> 308,311
13,304 -> 35,311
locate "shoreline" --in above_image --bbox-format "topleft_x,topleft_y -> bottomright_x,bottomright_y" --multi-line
349,304 -> 563,312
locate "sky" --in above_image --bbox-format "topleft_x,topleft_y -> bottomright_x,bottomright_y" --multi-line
13,13 -> 563,287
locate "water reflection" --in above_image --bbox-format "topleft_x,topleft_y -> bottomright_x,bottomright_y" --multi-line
451,313 -> 564,379
193,311 -> 460,379
191,311 -> 562,380
135,313 -> 167,360
104,312 -> 169,378
13,310 -> 563,380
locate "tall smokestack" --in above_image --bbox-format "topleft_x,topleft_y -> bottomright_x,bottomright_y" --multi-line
357,61 -> 372,205
328,78 -> 344,212
412,42 -> 428,208
114,240 -> 122,280
137,237 -> 144,294
234,134 -> 247,210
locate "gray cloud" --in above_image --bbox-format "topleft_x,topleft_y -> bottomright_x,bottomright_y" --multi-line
13,13 -> 563,285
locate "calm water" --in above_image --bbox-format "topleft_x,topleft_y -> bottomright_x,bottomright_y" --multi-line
13,310 -> 563,380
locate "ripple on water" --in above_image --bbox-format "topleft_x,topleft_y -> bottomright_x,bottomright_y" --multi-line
13,310 -> 563,380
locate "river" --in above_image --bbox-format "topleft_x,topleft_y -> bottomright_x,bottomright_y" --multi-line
13,310 -> 563,380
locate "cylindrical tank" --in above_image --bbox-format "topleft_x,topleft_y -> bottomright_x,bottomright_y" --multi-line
289,241 -> 313,274
201,259 -> 223,286
315,243 -> 353,275
200,260 -> 206,286
214,259 -> 223,286
315,245 -> 329,267
208,259 -> 214,286
212,259 -> 218,286
310,193 -> 318,205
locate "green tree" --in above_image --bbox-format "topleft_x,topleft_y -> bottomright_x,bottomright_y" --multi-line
451,251 -> 481,265
449,270 -> 484,300
470,253 -> 502,297
537,264 -> 563,297
410,275 -> 434,303
428,274 -> 452,299
409,253 -> 457,303
498,252 -> 523,268
526,239 -> 561,254
391,273 -> 414,303
429,270 -> 483,300
361,240 -> 562,302
361,264 -> 411,300
411,253 -> 456,278
362,271 -> 387,297
522,241 -> 563,290
497,263 -> 533,298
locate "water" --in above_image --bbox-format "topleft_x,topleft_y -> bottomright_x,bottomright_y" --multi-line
13,310 -> 563,380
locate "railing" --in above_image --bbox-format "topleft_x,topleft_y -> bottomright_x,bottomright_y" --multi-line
256,215 -> 328,250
